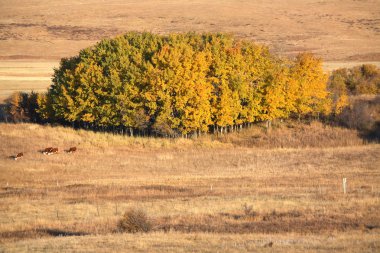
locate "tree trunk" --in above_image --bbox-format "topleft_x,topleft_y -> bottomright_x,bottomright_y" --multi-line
266,120 -> 272,131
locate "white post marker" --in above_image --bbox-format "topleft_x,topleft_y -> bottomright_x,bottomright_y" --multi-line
343,178 -> 347,194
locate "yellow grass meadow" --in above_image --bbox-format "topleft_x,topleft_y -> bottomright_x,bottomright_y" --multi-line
0,122 -> 379,252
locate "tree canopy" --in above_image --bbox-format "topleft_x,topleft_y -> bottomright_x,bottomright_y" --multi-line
35,32 -> 330,136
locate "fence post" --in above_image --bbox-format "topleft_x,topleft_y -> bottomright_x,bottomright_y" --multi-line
343,178 -> 347,194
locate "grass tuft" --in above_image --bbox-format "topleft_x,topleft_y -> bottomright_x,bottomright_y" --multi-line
118,209 -> 151,233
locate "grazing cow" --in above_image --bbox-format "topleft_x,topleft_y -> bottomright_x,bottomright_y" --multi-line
14,152 -> 23,160
42,147 -> 58,155
67,147 -> 77,153
50,148 -> 58,155
42,147 -> 53,155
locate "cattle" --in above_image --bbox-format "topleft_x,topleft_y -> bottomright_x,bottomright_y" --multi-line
66,147 -> 77,153
42,147 -> 53,155
50,148 -> 58,155
42,147 -> 58,155
14,152 -> 23,160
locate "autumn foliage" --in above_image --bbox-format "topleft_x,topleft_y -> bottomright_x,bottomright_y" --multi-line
13,32 -> 333,136
328,64 -> 380,114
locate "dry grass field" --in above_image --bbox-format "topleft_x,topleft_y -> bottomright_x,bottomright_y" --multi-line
0,61 -> 56,102
0,0 -> 380,101
1,0 -> 380,61
0,122 -> 379,252
0,0 -> 379,251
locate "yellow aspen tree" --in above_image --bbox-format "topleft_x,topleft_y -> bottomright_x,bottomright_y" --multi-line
240,42 -> 273,124
291,53 -> 331,118
180,51 -> 213,135
148,44 -> 180,135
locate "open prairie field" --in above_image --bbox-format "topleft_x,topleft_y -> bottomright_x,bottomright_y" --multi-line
0,123 -> 379,252
0,0 -> 380,101
1,0 -> 380,61
0,61 -> 56,102
0,1 -> 380,251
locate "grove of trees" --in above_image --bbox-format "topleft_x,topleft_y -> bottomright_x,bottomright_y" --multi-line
328,64 -> 380,113
329,64 -> 380,96
7,32 -> 367,137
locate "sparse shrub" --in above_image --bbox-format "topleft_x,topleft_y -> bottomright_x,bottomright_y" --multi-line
5,92 -> 27,122
336,95 -> 379,137
242,203 -> 256,217
118,208 -> 151,233
4,91 -> 41,123
329,64 -> 380,96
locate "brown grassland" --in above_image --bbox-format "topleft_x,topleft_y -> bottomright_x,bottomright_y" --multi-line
0,0 -> 380,251
1,0 -> 380,61
0,122 -> 379,252
0,0 -> 380,101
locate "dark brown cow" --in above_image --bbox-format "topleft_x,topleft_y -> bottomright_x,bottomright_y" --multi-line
14,152 -> 23,160
67,147 -> 77,153
42,147 -> 53,155
50,148 -> 58,155
43,147 -> 58,155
